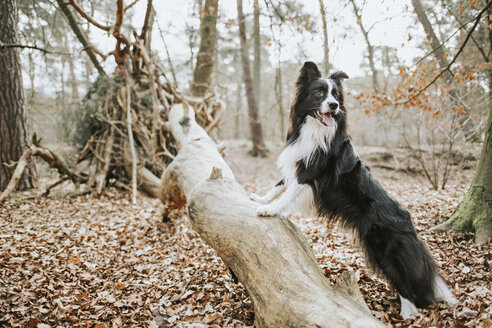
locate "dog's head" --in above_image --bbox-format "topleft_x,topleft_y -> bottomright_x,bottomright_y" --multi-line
290,61 -> 348,132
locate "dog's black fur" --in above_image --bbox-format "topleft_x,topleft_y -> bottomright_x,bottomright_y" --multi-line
289,62 -> 437,308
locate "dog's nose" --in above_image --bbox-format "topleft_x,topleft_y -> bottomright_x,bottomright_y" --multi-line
329,102 -> 338,110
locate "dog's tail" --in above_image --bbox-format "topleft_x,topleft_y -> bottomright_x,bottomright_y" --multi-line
361,224 -> 437,307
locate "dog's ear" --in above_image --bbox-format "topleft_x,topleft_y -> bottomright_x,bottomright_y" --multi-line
329,71 -> 349,82
298,61 -> 321,83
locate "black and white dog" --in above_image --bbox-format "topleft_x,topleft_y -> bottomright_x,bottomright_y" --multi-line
250,62 -> 457,318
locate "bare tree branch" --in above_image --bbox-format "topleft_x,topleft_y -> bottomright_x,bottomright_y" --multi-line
413,10 -> 489,68
442,3 -> 488,62
156,18 -> 178,87
55,0 -> 106,76
396,1 -> 492,105
139,0 -> 154,40
263,0 -> 285,22
68,0 -> 112,31
0,41 -> 69,55
124,0 -> 141,12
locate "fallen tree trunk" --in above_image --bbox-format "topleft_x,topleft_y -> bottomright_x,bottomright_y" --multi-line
160,104 -> 384,327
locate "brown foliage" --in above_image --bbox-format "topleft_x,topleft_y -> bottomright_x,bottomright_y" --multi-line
0,145 -> 489,327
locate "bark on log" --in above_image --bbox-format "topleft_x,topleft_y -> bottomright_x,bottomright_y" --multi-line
160,104 -> 384,327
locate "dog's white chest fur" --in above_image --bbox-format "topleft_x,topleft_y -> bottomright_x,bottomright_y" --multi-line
276,117 -> 336,215
277,116 -> 336,183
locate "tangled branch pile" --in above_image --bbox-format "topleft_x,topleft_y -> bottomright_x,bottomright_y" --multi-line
2,0 -> 224,201
72,40 -> 224,197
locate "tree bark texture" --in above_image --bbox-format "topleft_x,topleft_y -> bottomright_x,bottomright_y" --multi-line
0,0 -> 34,191
159,104 -> 385,327
237,0 -> 266,157
190,0 -> 218,97
319,0 -> 330,76
436,95 -> 492,244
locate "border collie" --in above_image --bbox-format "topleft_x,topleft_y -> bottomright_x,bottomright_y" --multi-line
250,62 -> 457,319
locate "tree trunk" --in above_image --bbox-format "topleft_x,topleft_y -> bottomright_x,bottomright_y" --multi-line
253,1 -> 261,108
435,102 -> 492,244
190,0 -> 218,97
275,60 -> 285,139
68,49 -> 80,103
411,0 -> 479,140
319,0 -> 330,76
487,1 -> 492,102
349,0 -> 379,89
434,7 -> 492,244
411,0 -> 454,84
235,77 -> 242,139
160,104 -> 384,328
0,0 -> 34,191
237,0 -> 266,156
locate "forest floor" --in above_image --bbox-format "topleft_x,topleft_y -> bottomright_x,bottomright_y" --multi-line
0,141 -> 490,328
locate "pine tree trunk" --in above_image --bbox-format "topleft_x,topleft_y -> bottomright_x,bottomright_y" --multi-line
436,103 -> 492,244
190,0 -> 218,97
0,0 -> 34,191
237,0 -> 266,157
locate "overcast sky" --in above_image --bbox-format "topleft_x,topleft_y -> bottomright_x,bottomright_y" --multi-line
87,0 -> 427,80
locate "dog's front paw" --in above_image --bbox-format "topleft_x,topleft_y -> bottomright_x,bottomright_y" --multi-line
256,204 -> 280,217
250,193 -> 268,204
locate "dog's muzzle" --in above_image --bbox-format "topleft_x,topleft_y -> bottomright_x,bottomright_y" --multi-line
314,110 -> 336,127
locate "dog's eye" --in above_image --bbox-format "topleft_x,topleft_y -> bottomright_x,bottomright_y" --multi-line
314,90 -> 323,97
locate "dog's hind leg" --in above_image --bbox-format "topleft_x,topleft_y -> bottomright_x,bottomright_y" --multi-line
250,179 -> 285,204
399,294 -> 419,319
434,276 -> 458,305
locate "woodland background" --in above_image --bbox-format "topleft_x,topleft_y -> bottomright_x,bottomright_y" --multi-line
0,0 -> 491,327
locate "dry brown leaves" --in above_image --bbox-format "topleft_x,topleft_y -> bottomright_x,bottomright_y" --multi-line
0,144 -> 490,328
0,191 -> 253,327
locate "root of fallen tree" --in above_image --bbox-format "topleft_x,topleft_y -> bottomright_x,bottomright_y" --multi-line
160,104 -> 384,327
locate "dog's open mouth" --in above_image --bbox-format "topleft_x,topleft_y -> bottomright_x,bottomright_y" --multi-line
314,110 -> 336,127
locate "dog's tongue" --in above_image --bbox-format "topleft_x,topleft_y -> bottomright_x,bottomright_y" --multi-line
321,113 -> 335,127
